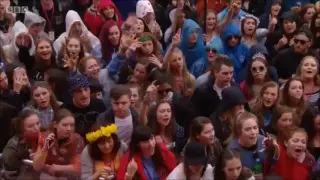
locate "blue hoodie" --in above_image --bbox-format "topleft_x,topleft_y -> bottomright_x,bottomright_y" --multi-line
205,37 -> 224,54
179,19 -> 207,78
222,23 -> 249,83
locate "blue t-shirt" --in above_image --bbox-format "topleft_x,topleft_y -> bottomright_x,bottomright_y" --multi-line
142,157 -> 160,180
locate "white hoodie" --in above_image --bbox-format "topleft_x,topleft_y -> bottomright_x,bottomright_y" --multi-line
24,11 -> 49,40
3,21 -> 35,64
53,10 -> 102,61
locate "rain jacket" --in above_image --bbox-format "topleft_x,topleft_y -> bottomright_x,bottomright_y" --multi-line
53,10 -> 102,62
179,19 -> 207,78
3,21 -> 35,64
23,11 -> 49,40
222,23 -> 249,83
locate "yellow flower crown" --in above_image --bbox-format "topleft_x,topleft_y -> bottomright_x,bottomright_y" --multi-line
86,124 -> 118,143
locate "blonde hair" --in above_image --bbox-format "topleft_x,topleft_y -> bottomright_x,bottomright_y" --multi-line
163,47 -> 195,95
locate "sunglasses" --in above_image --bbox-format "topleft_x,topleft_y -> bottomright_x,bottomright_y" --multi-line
158,88 -> 171,94
206,48 -> 217,53
228,35 -> 240,40
251,66 -> 265,73
294,39 -> 308,45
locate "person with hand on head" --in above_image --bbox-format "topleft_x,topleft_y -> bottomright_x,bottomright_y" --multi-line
32,109 -> 85,180
117,125 -> 176,180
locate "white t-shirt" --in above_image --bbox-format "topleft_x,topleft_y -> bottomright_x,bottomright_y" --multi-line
115,113 -> 133,145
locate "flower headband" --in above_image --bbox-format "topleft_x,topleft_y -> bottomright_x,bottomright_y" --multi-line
240,14 -> 260,27
86,124 -> 118,143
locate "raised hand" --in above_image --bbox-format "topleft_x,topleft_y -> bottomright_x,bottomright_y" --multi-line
172,28 -> 181,47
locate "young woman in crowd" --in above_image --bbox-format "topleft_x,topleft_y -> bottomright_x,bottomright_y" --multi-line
240,14 -> 276,48
268,126 -> 315,180
99,20 -> 121,66
28,81 -> 61,131
32,109 -> 85,179
184,116 -> 222,168
117,125 -> 176,180
300,4 -> 316,26
270,105 -> 299,137
167,141 -> 214,179
301,108 -> 320,160
294,56 -> 320,107
163,36 -> 195,97
98,0 -> 123,26
134,18 -> 151,38
310,12 -> 320,50
0,0 -> 15,45
215,148 -> 255,180
250,82 -> 280,133
18,37 -> 57,82
81,124 -> 127,180
240,53 -> 272,102
227,112 -> 278,176
2,109 -> 40,180
200,9 -> 222,45
58,36 -> 86,74
280,77 -> 307,120
149,101 -> 186,153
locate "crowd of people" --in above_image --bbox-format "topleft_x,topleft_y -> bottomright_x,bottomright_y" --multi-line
1,0 -> 320,179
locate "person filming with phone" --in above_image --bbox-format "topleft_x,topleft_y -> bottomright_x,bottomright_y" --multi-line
32,109 -> 85,180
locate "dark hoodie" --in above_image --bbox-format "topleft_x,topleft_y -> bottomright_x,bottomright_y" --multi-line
265,11 -> 299,59
222,23 -> 250,83
209,86 -> 248,145
258,0 -> 282,30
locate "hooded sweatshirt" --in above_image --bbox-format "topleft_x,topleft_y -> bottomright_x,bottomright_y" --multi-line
84,0 -> 123,37
222,23 -> 249,83
195,38 -> 224,87
179,19 -> 207,78
53,10 -> 102,62
23,11 -> 49,40
3,21 -> 35,64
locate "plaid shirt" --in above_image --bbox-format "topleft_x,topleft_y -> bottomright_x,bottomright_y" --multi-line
38,108 -> 54,130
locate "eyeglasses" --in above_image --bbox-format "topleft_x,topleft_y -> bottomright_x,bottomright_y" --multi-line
206,48 -> 217,53
158,88 -> 171,94
294,38 -> 308,45
251,66 -> 265,73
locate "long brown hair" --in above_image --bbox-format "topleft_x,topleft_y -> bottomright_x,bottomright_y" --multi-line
271,106 -> 299,136
163,47 -> 195,95
150,101 -> 176,141
250,81 -> 279,127
13,108 -> 38,136
30,81 -> 60,111
58,36 -> 86,67
34,38 -> 57,70
281,77 -> 306,117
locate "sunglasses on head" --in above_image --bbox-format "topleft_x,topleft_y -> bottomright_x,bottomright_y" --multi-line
251,66 -> 265,73
158,88 -> 171,94
206,48 -> 217,53
294,38 -> 308,45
